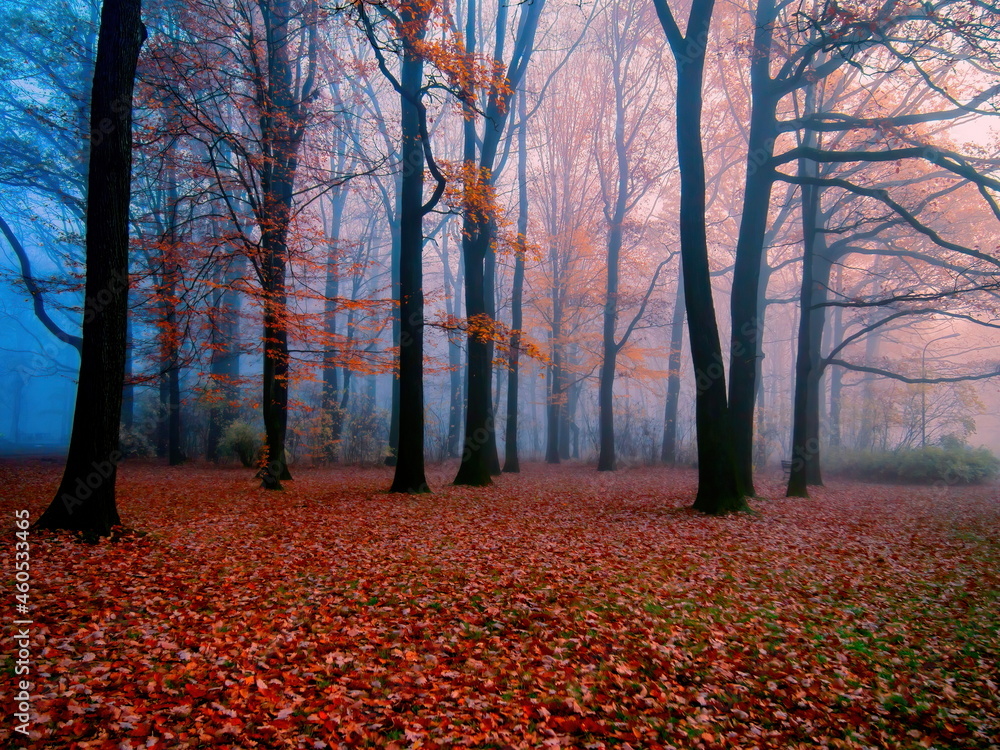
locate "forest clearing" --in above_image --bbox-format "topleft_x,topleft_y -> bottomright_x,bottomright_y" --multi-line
3,461 -> 998,749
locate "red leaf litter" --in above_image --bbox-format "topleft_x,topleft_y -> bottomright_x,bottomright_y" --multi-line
2,460 -> 998,749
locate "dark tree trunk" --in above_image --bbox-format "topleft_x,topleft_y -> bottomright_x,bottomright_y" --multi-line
157,224 -> 184,467
484,236 -> 502,476
157,373 -> 168,458
454,231 -> 494,485
654,0 -> 746,514
257,0 -> 317,488
447,331 -> 462,458
597,222 -> 623,471
322,182 -> 348,461
804,244 -> 830,486
545,243 -> 563,464
440,231 -> 463,458
661,269 -> 684,463
545,360 -> 562,463
727,0 -> 778,498
454,0 -> 543,485
566,377 -> 581,460
787,179 -> 820,497
167,358 -> 183,465
828,282 -> 844,447
788,83 -> 827,495
386,190 -> 401,466
559,354 -> 577,461
503,89 -> 528,473
35,0 -> 146,537
389,14 -> 430,493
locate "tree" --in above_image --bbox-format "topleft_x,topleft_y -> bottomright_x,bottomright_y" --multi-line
593,0 -> 670,471
660,267 -> 684,463
503,85 -> 529,473
453,0 -> 546,486
355,0 -> 452,492
729,0 -> 1000,496
35,0 -> 146,536
652,0 -> 747,513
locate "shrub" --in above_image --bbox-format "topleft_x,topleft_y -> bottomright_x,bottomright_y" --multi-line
220,421 -> 261,468
119,426 -> 154,459
825,444 -> 1000,485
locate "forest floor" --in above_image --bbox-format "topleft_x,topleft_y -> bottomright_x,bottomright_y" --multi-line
1,460 -> 998,750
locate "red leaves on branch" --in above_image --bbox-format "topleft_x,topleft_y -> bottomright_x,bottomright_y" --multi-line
3,460 -> 998,748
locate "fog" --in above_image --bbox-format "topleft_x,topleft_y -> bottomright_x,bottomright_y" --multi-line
2,0 -> 999,484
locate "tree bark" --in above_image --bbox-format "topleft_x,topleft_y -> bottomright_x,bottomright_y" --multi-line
787,173 -> 820,497
35,0 -> 146,537
727,0 -> 778,498
653,0 -> 746,514
389,6 -> 431,493
503,88 -> 529,473
257,0 -> 318,488
454,0 -> 544,485
661,269 -> 684,463
322,182 -> 348,461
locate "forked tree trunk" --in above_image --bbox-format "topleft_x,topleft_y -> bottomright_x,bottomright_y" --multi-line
35,0 -> 146,537
653,0 -> 746,514
454,0 -> 544,486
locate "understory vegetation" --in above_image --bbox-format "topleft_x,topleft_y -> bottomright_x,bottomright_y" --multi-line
825,444 -> 1000,485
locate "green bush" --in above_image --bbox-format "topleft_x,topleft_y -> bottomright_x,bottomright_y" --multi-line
826,444 -> 1000,485
119,426 -> 154,459
220,421 -> 261,468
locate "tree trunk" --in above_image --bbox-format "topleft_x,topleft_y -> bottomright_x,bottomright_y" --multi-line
788,81 -> 827,495
727,0 -> 778,498
322,182 -> 348,461
257,0 -> 316,488
441,231 -> 463,458
167,356 -> 183,465
787,175 -> 820,497
35,0 -> 146,537
386,188 -> 401,466
661,269 -> 684,463
545,240 -> 563,464
454,232 -> 494,485
597,237 -> 619,471
656,0 -> 746,514
503,89 -> 529,473
454,0 -> 543,484
389,14 -> 430,493
804,244 -> 830,486
828,277 -> 844,447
